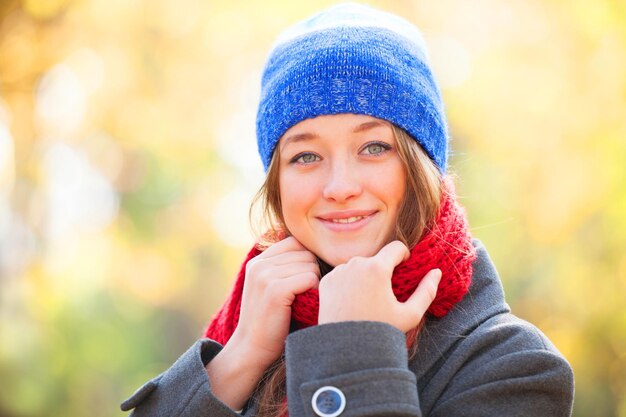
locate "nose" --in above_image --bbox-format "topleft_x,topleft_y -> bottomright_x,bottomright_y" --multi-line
322,159 -> 363,202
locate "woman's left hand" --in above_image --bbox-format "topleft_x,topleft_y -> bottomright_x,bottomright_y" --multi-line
317,240 -> 442,332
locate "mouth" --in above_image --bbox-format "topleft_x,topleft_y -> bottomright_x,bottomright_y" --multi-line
328,215 -> 369,224
316,210 -> 378,231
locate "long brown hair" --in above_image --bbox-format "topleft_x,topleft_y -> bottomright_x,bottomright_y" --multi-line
249,125 -> 442,417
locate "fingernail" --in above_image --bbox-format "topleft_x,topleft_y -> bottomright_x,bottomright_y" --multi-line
431,268 -> 442,280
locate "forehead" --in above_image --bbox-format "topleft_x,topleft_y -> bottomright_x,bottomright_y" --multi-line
279,114 -> 393,150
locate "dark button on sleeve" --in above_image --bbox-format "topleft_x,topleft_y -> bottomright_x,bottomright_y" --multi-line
311,386 -> 346,417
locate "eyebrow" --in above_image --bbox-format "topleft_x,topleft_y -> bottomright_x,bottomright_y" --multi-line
280,132 -> 318,151
280,120 -> 388,150
353,120 -> 387,132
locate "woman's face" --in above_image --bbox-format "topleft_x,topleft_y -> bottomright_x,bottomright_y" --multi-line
278,113 -> 406,266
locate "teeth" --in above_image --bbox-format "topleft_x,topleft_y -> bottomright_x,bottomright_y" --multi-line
331,216 -> 365,224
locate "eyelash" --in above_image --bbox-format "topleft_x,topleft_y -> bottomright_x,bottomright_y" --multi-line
289,141 -> 392,165
290,152 -> 320,164
361,141 -> 392,155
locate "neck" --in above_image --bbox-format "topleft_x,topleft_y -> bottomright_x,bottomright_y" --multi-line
317,257 -> 334,278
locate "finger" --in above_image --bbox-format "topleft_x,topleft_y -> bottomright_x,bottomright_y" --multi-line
288,271 -> 320,292
275,272 -> 320,302
259,236 -> 306,258
273,262 -> 320,280
269,250 -> 318,266
403,268 -> 442,317
374,240 -> 411,269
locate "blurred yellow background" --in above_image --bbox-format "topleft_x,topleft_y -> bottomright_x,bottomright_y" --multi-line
0,0 -> 624,415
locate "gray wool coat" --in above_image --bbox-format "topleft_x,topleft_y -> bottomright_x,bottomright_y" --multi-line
121,240 -> 575,416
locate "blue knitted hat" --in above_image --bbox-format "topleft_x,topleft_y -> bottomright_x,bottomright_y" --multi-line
256,3 -> 448,172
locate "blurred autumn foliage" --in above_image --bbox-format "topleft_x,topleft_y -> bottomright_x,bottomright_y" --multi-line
0,0 -> 625,416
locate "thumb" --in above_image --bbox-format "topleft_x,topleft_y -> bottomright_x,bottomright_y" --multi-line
402,268 -> 442,318
374,240 -> 410,270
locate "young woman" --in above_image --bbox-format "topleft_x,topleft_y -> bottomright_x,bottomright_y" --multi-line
121,4 -> 574,417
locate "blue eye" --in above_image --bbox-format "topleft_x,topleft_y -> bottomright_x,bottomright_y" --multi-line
362,142 -> 391,155
291,153 -> 320,164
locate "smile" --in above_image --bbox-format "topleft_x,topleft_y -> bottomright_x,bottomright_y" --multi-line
330,216 -> 367,224
317,211 -> 378,232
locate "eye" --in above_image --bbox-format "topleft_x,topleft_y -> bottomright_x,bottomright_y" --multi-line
361,141 -> 391,156
290,152 -> 320,164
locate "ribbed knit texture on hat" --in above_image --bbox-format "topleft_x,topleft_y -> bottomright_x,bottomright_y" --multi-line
256,3 -> 449,172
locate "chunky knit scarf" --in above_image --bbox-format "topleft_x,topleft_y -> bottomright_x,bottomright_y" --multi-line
205,178 -> 476,345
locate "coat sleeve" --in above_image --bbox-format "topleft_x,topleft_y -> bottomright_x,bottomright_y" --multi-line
285,321 -> 423,417
424,315 -> 575,417
120,338 -> 242,417
284,318 -> 574,417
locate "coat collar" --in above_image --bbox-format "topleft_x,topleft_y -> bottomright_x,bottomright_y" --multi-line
410,239 -> 510,381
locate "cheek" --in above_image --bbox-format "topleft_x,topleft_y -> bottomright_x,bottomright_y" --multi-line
391,179 -> 406,209
373,164 -> 406,210
279,174 -> 319,228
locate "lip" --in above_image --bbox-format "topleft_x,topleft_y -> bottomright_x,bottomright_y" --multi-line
316,210 -> 378,232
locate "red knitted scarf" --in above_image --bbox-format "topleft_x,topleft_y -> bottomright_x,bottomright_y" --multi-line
205,178 -> 476,345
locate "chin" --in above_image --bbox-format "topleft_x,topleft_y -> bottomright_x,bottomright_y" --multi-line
316,244 -> 380,267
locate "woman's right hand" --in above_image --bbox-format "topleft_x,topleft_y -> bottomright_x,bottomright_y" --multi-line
206,237 -> 319,410
229,236 -> 320,366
